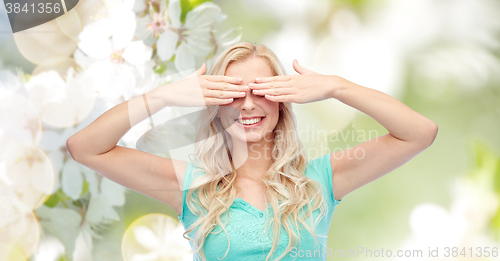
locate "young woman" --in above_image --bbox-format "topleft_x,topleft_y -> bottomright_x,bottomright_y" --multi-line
67,42 -> 438,261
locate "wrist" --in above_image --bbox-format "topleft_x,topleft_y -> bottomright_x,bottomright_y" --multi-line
150,83 -> 174,107
328,75 -> 347,99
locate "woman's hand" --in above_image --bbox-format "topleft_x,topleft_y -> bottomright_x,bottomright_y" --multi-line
166,63 -> 249,107
248,59 -> 344,104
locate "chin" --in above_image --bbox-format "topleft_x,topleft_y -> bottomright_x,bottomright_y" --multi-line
236,135 -> 260,143
232,133 -> 264,143
246,136 -> 263,143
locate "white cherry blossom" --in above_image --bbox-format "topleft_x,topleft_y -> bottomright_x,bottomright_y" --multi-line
154,0 -> 222,71
77,0 -> 154,103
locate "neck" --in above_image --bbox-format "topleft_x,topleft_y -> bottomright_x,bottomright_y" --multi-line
230,135 -> 274,182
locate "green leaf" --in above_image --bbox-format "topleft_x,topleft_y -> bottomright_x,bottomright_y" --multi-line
56,188 -> 71,201
491,195 -> 500,230
180,0 -> 212,23
81,179 -> 89,197
494,158 -> 500,193
22,72 -> 31,83
57,255 -> 70,261
154,62 -> 168,74
336,0 -> 370,13
43,193 -> 60,208
470,139 -> 498,175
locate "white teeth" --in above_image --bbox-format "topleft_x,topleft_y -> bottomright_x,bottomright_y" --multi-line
238,117 -> 263,125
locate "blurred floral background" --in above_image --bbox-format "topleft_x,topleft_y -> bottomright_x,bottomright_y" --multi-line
1,0 -> 499,260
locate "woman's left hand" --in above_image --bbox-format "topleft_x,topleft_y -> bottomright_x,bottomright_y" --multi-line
249,59 -> 343,104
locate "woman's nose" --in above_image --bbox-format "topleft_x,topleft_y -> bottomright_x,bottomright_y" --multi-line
240,90 -> 257,111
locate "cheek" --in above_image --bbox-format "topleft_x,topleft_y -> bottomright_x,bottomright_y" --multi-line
267,105 -> 280,118
260,100 -> 279,111
218,106 -> 239,118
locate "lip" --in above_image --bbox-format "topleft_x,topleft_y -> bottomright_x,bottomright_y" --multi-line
235,116 -> 265,129
234,116 -> 265,121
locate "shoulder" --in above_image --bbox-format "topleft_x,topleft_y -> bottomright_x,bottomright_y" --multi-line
305,153 -> 341,205
178,161 -> 206,221
182,161 -> 207,191
305,154 -> 332,176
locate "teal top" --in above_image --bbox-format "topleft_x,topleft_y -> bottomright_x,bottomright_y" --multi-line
177,153 -> 341,261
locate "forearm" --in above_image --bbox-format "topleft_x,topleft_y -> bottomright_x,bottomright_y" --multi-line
329,76 -> 438,144
67,83 -> 172,161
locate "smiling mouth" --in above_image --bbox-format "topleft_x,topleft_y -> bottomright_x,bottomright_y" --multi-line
235,117 -> 265,125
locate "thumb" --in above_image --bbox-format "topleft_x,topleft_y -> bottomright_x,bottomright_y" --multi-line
196,63 -> 207,76
292,59 -> 312,75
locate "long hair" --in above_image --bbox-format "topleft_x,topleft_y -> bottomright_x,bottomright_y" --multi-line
182,42 -> 328,261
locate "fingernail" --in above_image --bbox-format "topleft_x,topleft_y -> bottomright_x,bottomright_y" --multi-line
248,83 -> 255,87
240,92 -> 246,96
255,78 -> 261,82
238,78 -> 243,82
243,86 -> 250,91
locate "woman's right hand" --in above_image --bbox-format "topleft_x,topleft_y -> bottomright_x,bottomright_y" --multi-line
164,63 -> 248,107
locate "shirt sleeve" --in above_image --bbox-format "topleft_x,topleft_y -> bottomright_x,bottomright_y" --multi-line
307,153 -> 341,206
178,161 -> 196,221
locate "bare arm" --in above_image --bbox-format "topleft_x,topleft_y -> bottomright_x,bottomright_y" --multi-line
328,77 -> 438,200
247,60 -> 438,202
249,60 -> 438,200
66,64 -> 247,215
67,76 -> 193,216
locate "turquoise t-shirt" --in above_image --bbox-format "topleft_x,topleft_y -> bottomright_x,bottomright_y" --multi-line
177,153 -> 341,261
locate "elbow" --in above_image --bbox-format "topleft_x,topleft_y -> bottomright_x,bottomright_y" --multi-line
66,135 -> 85,163
421,121 -> 438,147
405,121 -> 438,150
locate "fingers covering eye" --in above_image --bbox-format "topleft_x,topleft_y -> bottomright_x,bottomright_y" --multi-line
252,88 -> 293,96
207,89 -> 245,99
206,81 -> 245,91
214,76 -> 242,84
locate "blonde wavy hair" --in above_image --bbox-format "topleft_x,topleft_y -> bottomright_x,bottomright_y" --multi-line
182,42 -> 328,261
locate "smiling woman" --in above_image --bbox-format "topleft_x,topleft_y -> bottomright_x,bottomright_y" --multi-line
67,41 -> 437,261
179,43 -> 333,261
217,56 -> 280,149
